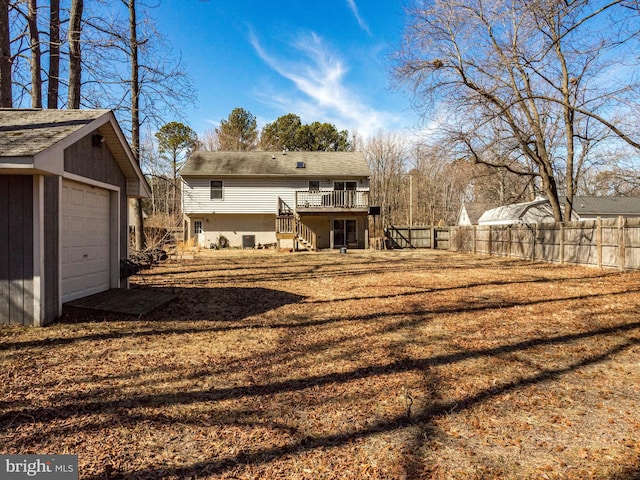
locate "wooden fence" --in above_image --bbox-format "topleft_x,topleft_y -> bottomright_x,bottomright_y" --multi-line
450,217 -> 640,270
385,225 -> 450,250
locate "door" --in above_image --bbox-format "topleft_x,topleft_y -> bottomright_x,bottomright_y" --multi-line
193,219 -> 205,247
334,181 -> 357,207
333,219 -> 357,248
61,180 -> 111,303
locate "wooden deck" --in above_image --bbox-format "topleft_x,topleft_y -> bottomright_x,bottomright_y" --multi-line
64,288 -> 177,316
295,190 -> 369,212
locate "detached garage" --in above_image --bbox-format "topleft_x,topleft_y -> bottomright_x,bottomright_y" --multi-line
0,109 -> 150,326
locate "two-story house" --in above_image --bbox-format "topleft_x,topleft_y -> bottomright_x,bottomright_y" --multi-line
180,150 -> 371,250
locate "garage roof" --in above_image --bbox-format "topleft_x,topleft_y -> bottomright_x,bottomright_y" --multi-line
0,109 -> 110,156
0,109 -> 150,197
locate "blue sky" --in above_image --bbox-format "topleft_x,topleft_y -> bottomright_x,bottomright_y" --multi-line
152,1 -> 416,139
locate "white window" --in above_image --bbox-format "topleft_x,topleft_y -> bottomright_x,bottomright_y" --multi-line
194,220 -> 203,234
309,180 -> 320,191
210,180 -> 223,200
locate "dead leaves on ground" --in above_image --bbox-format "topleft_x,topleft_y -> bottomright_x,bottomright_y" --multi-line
1,250 -> 640,479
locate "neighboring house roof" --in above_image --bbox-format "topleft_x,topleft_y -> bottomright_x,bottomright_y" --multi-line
478,197 -> 570,225
572,196 -> 640,217
0,108 -> 150,197
457,202 -> 497,225
180,151 -> 371,178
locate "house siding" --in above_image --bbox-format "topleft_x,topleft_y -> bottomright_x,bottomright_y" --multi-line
183,177 -> 301,214
190,214 -> 277,248
0,175 -> 35,326
43,175 -> 59,324
182,177 -> 369,215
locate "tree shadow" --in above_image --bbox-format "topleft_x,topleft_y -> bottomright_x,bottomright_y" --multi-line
1,287 -> 305,352
3,251 -> 640,478
3,318 -> 639,479
63,329 -> 638,480
103,286 -> 306,323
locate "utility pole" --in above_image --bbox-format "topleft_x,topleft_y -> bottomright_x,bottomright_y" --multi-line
409,174 -> 413,227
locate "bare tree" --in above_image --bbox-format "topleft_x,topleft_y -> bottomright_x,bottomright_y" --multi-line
410,144 -> 472,225
362,131 -> 409,229
396,0 -> 640,221
47,0 -> 59,108
26,0 -> 41,108
126,0 -> 146,250
5,0 -> 61,108
74,0 -> 195,249
0,0 -> 12,107
198,127 -> 221,151
67,0 -> 82,108
139,131 -> 166,216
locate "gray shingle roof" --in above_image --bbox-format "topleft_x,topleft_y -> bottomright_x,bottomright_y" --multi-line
0,108 -> 151,197
573,196 -> 640,215
180,151 -> 371,177
460,202 -> 498,225
0,108 -> 110,157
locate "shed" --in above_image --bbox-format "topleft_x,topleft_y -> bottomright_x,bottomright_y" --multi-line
0,109 -> 150,326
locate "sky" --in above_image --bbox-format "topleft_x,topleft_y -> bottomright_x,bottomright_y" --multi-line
150,1 -> 417,140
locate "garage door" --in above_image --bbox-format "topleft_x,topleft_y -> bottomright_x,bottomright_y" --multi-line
61,180 -> 111,303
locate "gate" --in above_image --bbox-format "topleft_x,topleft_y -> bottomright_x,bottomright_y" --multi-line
385,226 -> 450,249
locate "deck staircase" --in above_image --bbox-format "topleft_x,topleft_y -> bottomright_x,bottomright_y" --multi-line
276,198 -> 317,251
276,214 -> 317,251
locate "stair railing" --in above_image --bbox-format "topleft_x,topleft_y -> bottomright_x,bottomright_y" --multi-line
295,218 -> 317,251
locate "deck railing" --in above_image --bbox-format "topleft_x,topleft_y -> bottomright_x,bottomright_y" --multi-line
296,219 -> 317,250
278,197 -> 294,216
295,190 -> 369,209
276,215 -> 317,250
276,215 -> 295,234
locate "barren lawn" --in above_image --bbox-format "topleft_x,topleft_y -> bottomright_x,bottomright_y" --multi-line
1,249 -> 640,479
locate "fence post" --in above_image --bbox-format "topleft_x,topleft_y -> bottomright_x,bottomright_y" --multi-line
531,224 -> 537,261
507,225 -> 512,258
619,215 -> 626,271
560,223 -> 565,264
473,225 -> 477,255
488,226 -> 492,256
596,217 -> 602,268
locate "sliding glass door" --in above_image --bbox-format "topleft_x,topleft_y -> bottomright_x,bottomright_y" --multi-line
333,219 -> 357,247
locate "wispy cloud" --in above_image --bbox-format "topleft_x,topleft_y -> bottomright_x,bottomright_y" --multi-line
249,30 -> 399,138
346,0 -> 371,35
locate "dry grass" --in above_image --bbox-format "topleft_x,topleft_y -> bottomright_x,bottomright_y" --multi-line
1,249 -> 640,479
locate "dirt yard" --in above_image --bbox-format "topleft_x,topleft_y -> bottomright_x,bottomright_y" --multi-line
1,249 -> 639,479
